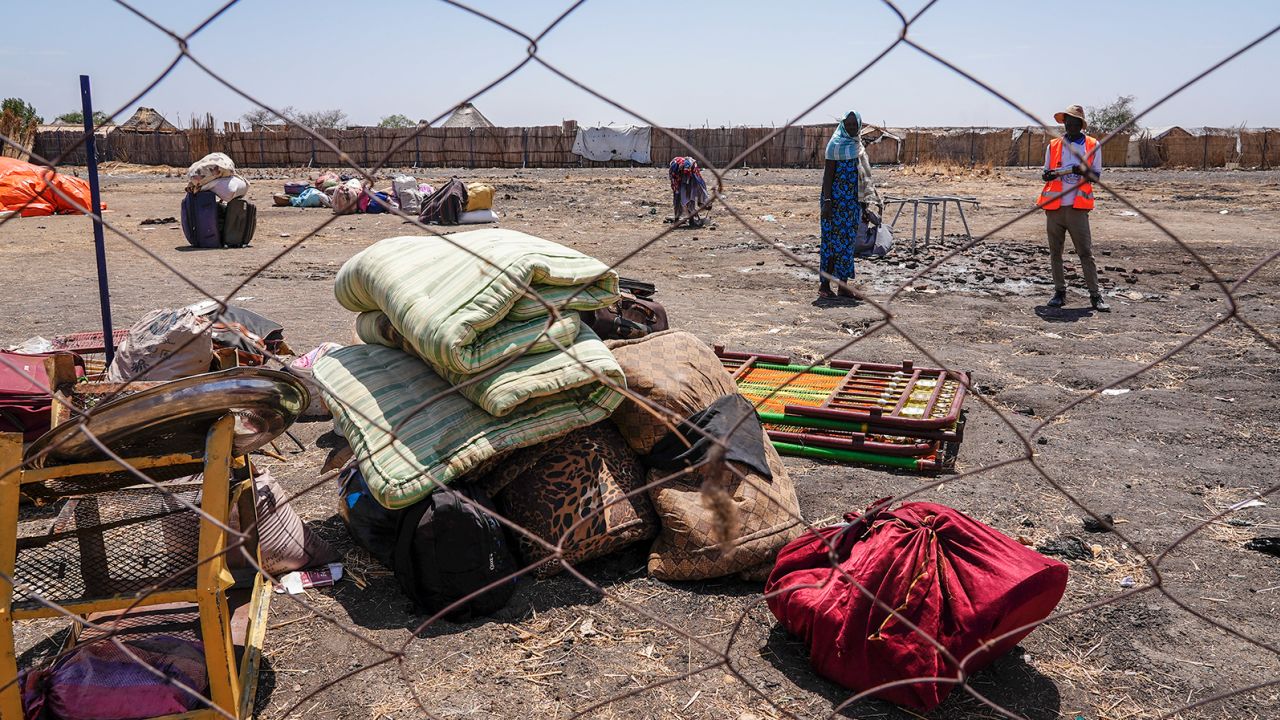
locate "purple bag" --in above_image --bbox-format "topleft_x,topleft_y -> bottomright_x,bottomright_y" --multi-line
180,190 -> 221,248
21,635 -> 208,720
284,181 -> 310,195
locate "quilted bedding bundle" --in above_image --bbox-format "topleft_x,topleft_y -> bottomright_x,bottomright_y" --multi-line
336,229 -> 620,375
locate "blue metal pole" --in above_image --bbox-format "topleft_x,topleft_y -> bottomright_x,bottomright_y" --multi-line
80,75 -> 115,366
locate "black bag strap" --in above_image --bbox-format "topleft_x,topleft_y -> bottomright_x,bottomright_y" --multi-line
392,497 -> 435,608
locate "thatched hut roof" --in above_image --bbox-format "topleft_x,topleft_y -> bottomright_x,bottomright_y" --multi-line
439,103 -> 494,129
117,107 -> 179,133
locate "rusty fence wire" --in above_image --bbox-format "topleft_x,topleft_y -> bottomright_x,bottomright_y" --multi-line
1,1 -> 1278,718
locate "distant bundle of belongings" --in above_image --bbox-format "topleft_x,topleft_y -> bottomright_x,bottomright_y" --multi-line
181,153 -> 256,248
767,498 -> 1068,711
716,348 -> 969,473
272,172 -> 499,225
0,157 -> 105,218
316,230 -> 800,618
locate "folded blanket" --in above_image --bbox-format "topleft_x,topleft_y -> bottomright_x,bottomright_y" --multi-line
314,344 -> 625,509
358,314 -> 625,417
335,230 -> 619,376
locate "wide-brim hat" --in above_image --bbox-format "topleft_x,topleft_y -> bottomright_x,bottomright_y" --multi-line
1054,104 -> 1087,127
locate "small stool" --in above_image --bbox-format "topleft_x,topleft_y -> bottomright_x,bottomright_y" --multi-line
882,195 -> 980,253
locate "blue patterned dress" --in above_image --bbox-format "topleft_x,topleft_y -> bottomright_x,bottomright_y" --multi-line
821,159 -> 861,281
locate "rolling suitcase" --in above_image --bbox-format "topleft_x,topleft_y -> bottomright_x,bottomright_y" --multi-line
222,197 -> 257,248
180,190 -> 222,249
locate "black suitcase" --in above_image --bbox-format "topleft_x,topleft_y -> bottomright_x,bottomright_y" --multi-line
222,197 -> 257,247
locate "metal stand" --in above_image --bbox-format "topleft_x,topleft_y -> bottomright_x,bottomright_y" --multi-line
882,195 -> 980,253
0,415 -> 270,720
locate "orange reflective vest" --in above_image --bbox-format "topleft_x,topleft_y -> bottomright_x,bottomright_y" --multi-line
1039,136 -> 1098,211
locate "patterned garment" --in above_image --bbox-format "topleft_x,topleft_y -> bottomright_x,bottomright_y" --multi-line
821,159 -> 862,281
669,156 -> 709,215
490,423 -> 658,576
824,112 -> 862,161
668,156 -> 704,192
22,635 -> 208,720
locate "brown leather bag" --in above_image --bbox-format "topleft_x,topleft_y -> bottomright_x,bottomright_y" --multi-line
582,292 -> 669,341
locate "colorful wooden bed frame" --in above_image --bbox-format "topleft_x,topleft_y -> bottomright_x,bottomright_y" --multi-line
715,346 -> 969,472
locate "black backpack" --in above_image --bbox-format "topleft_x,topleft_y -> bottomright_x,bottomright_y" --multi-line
392,486 -> 518,620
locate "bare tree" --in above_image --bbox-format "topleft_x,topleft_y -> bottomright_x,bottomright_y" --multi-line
241,106 -> 295,129
291,109 -> 347,130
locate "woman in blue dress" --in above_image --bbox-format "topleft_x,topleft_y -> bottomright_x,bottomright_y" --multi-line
819,111 -> 882,298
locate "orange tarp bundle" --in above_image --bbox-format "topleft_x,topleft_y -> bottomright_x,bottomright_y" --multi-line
0,157 -> 105,217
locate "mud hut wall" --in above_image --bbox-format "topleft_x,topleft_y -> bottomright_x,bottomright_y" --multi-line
1199,129 -> 1240,167
1153,128 -> 1198,167
1238,129 -> 1274,168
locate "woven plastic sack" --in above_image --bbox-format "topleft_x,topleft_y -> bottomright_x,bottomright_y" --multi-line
332,179 -> 362,215
106,307 -> 212,382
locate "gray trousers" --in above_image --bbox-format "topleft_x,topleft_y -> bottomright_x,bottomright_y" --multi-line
1046,208 -> 1099,295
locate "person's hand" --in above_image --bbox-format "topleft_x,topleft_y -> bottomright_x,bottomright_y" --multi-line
1041,169 -> 1057,182
864,207 -> 881,226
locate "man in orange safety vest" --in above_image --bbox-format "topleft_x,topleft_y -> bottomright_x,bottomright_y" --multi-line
1039,104 -> 1109,312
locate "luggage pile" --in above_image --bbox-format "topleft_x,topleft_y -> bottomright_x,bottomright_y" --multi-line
271,172 -> 500,225
181,153 -> 256,249
315,229 -> 800,619
716,347 -> 968,472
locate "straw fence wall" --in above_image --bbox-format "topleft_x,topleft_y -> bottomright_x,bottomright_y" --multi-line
30,125 -> 1279,170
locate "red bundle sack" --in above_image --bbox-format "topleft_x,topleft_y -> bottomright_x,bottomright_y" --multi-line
765,500 -> 1068,711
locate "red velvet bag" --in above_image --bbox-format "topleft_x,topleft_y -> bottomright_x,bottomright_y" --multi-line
765,500 -> 1068,711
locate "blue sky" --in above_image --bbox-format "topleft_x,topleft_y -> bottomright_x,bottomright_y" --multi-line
4,1 -> 1278,129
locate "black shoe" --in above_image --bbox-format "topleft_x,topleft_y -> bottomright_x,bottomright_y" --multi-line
1047,290 -> 1066,307
1091,294 -> 1111,312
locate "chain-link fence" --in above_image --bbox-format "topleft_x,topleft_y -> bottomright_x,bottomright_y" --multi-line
1,1 -> 1278,718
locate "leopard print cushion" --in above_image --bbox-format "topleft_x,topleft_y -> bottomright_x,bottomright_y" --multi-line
494,423 -> 657,577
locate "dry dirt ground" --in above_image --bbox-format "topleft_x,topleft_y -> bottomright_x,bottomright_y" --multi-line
3,165 -> 1278,720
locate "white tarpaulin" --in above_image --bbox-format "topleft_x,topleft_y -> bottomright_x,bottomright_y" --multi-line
571,125 -> 652,163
